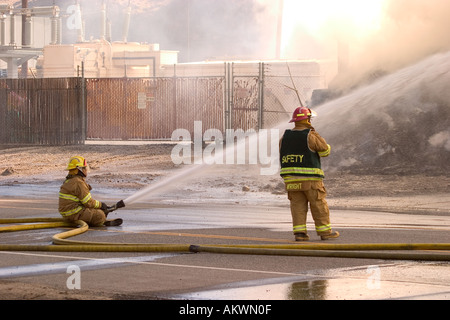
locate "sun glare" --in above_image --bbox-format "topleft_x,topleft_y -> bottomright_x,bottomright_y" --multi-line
281,0 -> 385,54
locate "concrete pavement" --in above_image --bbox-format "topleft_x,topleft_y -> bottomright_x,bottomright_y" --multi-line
0,192 -> 449,301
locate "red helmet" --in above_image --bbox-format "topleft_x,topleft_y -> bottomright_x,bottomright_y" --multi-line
289,107 -> 312,123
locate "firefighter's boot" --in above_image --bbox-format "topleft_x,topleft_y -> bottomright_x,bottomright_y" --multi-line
295,233 -> 310,241
104,218 -> 123,227
320,231 -> 339,240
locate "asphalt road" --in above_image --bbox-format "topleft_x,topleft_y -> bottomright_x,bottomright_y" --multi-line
0,191 -> 449,303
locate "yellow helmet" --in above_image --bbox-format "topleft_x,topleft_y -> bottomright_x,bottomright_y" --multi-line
66,156 -> 87,171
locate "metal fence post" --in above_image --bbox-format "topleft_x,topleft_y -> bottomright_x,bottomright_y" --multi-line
80,62 -> 86,143
229,62 -> 234,131
258,62 -> 265,130
173,64 -> 177,131
223,62 -> 227,132
224,62 -> 233,133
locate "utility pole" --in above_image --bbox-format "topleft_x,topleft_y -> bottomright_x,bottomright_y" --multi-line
21,0 -> 28,78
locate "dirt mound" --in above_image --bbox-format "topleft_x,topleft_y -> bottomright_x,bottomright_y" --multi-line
1,167 -> 15,176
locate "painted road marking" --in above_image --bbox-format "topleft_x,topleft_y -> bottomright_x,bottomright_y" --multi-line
0,252 -> 178,278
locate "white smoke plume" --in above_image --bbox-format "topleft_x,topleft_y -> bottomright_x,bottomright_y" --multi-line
254,0 -> 450,92
329,0 -> 450,92
313,50 -> 450,174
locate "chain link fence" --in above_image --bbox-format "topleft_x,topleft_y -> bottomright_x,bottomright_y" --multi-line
86,77 -> 225,140
0,78 -> 84,145
262,61 -> 324,129
0,62 -> 324,145
80,61 -> 322,140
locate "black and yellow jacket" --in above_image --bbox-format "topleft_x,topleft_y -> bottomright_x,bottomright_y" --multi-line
279,122 -> 331,191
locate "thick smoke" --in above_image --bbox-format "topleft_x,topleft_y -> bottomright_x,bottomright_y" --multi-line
43,0 -> 270,62
297,0 -> 450,174
6,0 -> 450,69
330,0 -> 450,93
272,0 -> 450,94
313,50 -> 450,174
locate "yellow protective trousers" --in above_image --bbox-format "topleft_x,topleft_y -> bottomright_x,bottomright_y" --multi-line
287,186 -> 332,236
63,208 -> 106,227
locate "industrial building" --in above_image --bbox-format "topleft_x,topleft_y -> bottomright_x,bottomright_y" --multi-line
0,2 -> 179,78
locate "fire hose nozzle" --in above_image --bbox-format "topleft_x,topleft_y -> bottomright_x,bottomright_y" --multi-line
105,200 -> 126,214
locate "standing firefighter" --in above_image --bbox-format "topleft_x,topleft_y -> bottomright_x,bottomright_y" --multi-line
58,156 -> 123,227
280,107 -> 339,241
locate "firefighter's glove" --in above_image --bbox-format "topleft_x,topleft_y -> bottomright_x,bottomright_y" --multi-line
101,202 -> 109,215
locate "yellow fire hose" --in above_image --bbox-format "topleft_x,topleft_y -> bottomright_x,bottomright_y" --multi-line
0,218 -> 449,261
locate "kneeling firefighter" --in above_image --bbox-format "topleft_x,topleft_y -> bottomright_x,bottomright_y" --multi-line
58,156 -> 125,227
280,107 -> 339,241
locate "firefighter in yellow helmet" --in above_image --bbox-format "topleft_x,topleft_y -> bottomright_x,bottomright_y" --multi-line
280,107 -> 339,241
58,156 -> 122,227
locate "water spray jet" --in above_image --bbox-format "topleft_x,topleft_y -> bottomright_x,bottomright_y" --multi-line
122,124 -> 284,206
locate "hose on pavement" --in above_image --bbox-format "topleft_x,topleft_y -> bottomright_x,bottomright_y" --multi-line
0,217 -> 449,261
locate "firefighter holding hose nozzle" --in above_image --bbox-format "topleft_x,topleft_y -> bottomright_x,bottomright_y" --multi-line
58,156 -> 124,227
280,107 -> 339,241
